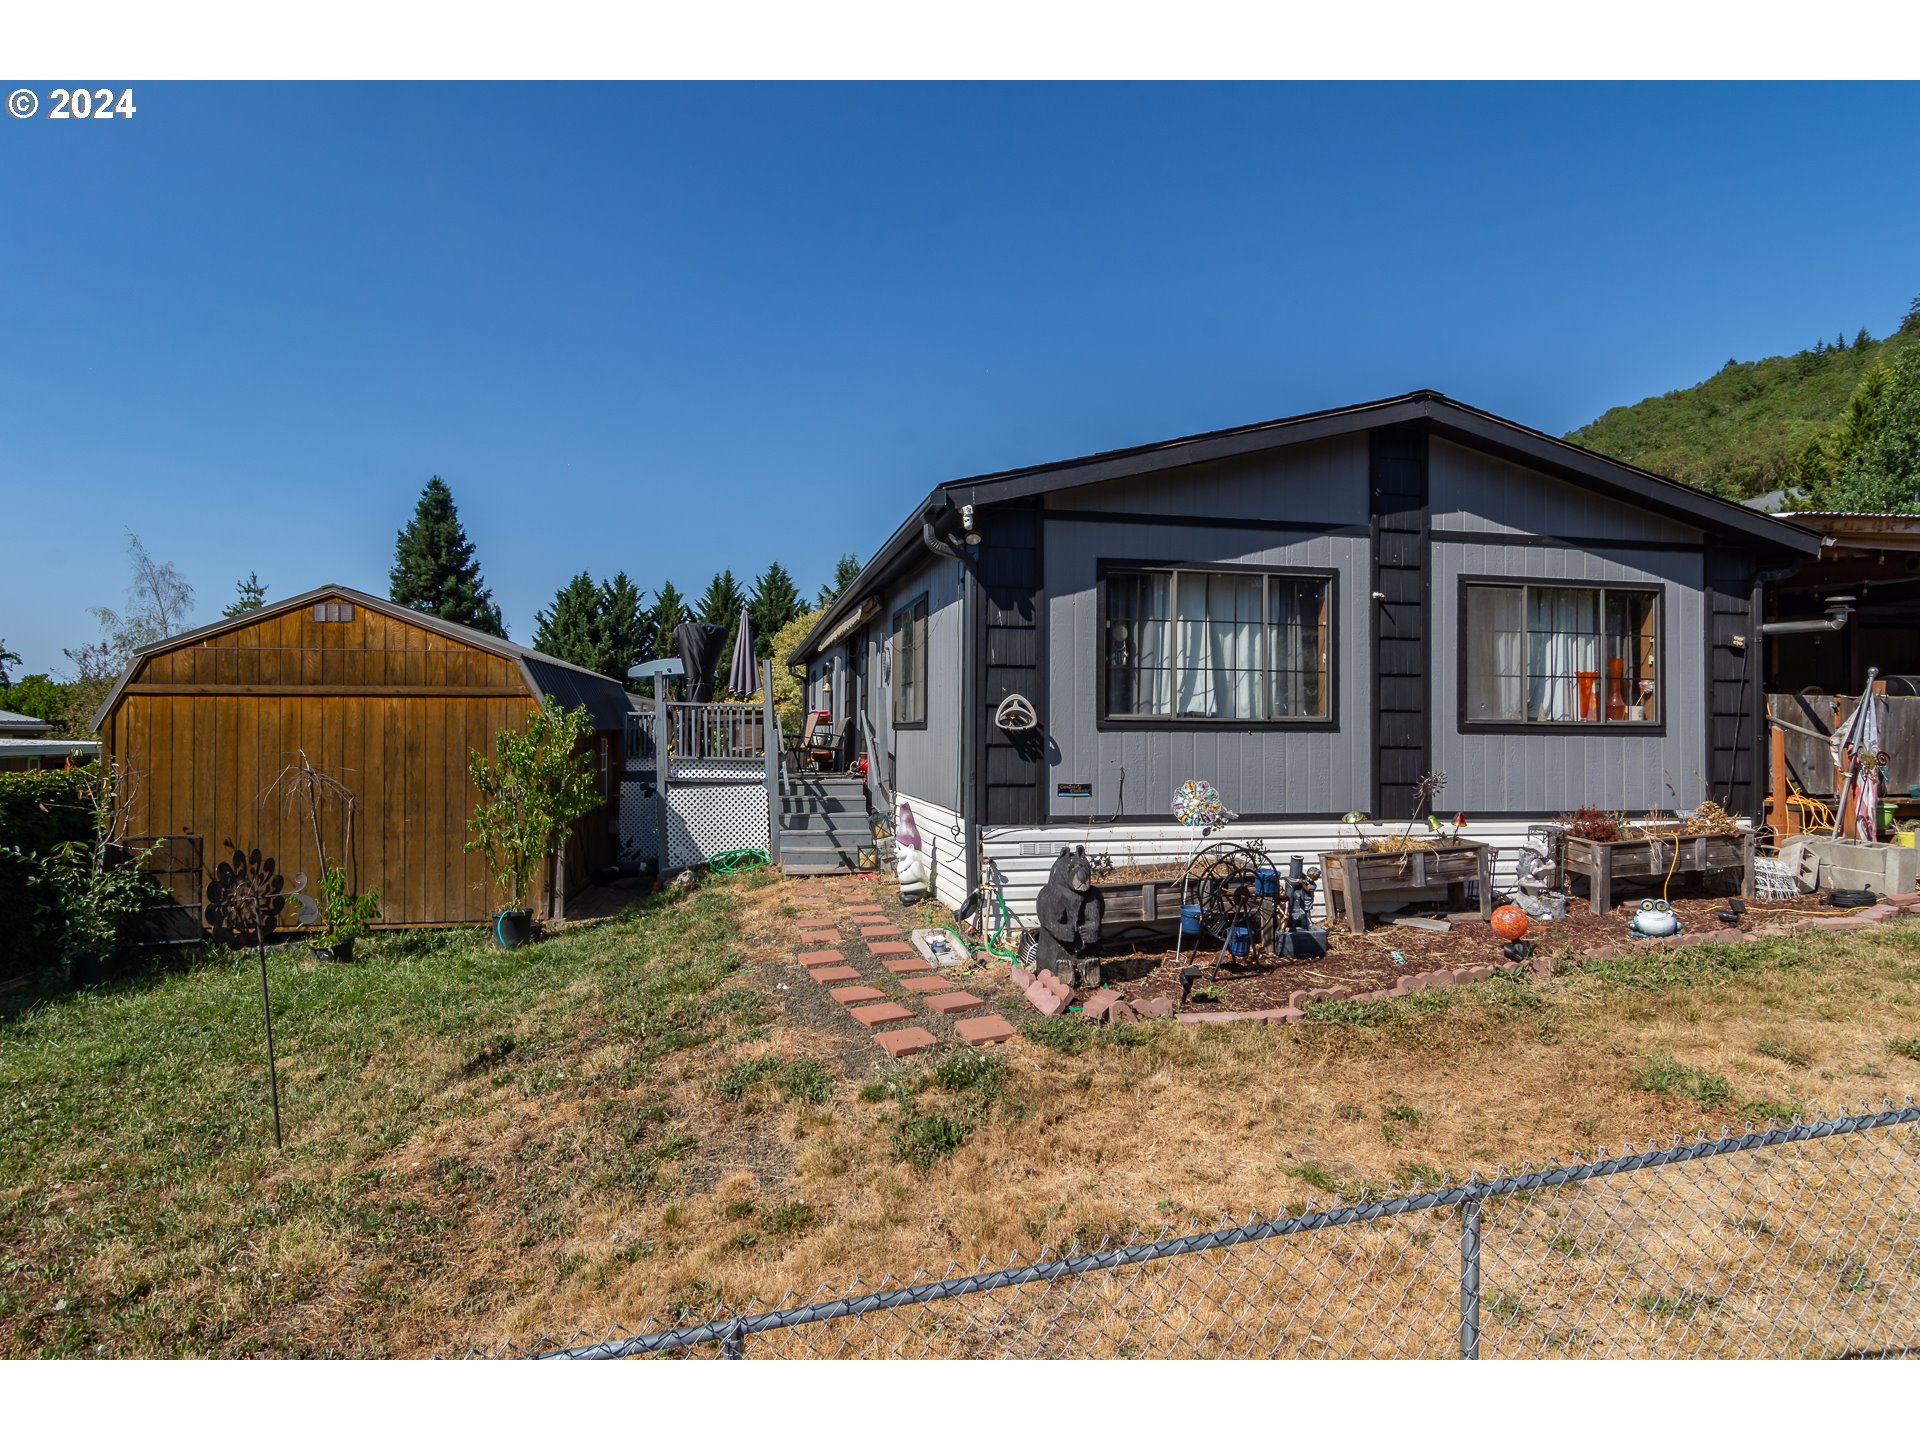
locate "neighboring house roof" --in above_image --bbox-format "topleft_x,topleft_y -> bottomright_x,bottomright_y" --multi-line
0,737 -> 98,759
790,389 -> 1824,663
1775,511 -> 1920,554
91,584 -> 633,731
0,709 -> 54,737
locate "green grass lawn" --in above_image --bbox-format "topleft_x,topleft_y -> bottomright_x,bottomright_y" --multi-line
0,869 -> 780,1357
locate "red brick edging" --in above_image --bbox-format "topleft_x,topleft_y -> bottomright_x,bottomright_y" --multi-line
1007,891 -> 1920,1029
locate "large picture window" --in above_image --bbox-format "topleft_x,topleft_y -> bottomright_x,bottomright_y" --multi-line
1104,567 -> 1331,722
892,594 -> 928,727
1463,582 -> 1661,726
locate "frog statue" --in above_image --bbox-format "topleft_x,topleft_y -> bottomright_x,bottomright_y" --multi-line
1031,844 -> 1106,989
1627,898 -> 1683,939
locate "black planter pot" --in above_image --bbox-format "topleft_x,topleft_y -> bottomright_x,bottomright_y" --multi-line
492,908 -> 535,950
311,936 -> 356,963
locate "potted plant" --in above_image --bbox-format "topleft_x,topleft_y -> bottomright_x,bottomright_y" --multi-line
465,698 -> 601,949
0,763 -> 160,986
312,863 -> 380,962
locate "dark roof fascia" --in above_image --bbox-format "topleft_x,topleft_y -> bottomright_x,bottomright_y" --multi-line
937,394 -> 1434,509
1419,398 -> 1820,557
938,391 -> 1819,557
90,583 -> 628,731
787,390 -> 1820,667
786,496 -> 949,665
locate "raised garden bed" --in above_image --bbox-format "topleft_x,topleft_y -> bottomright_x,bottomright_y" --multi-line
1317,840 -> 1492,934
1084,890 -> 1845,1018
1562,829 -> 1756,914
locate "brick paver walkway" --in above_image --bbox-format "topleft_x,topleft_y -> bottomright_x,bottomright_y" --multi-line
779,873 -> 1017,1054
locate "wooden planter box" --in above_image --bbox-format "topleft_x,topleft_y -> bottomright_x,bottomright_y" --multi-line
1318,840 -> 1493,934
1097,878 -> 1188,929
1562,830 -> 1757,914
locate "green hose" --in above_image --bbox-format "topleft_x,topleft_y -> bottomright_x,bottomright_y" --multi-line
979,885 -> 1021,962
708,848 -> 770,873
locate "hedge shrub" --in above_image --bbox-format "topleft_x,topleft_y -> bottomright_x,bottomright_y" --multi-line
0,768 -> 95,981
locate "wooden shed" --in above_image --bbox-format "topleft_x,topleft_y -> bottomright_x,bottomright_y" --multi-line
92,584 -> 631,928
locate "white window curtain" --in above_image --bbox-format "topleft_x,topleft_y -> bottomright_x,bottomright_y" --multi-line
1527,588 -> 1600,722
1109,569 -> 1326,721
1465,586 -> 1525,721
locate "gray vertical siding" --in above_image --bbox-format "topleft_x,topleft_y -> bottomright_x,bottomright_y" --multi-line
1428,437 -> 1708,813
1041,435 -> 1374,819
868,554 -> 964,813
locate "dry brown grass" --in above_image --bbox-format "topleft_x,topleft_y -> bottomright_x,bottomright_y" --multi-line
475,884 -> 1920,1355
7,869 -> 1919,1358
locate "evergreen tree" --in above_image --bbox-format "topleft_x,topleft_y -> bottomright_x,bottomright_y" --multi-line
0,639 -> 19,687
1838,332 -> 1847,353
814,552 -> 863,608
222,572 -> 268,617
644,581 -> 691,664
389,476 -> 505,636
596,571 -> 649,684
1855,327 -> 1873,350
532,572 -> 602,671
748,562 -> 803,658
696,569 -> 747,628
1828,344 -> 1920,513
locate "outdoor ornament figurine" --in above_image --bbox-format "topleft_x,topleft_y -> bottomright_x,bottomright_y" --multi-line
1628,898 -> 1683,939
1490,904 -> 1530,942
1032,844 -> 1106,989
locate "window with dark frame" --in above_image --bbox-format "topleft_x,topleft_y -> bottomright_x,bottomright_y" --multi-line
311,601 -> 355,623
1462,582 -> 1661,726
892,595 -> 928,727
1104,567 -> 1331,722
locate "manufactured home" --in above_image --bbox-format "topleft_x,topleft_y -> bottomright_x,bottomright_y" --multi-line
789,392 -> 1821,918
94,585 -> 630,928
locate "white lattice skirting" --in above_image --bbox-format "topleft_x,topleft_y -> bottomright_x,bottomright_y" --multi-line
665,783 -> 772,869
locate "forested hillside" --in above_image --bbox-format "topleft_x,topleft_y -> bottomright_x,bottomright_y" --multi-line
1567,300 -> 1920,504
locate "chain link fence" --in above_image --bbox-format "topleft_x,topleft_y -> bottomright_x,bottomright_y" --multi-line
467,1101 -> 1920,1360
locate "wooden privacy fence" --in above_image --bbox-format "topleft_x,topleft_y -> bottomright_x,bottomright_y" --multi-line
1769,693 -> 1920,798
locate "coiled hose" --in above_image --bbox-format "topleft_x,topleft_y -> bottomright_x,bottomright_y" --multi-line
708,848 -> 770,873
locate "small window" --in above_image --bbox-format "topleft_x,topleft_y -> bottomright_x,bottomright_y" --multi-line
1104,567 -> 1331,722
312,602 -> 355,624
1463,582 -> 1660,726
892,595 -> 928,727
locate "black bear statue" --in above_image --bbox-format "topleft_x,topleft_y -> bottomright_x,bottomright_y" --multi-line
1031,844 -> 1106,989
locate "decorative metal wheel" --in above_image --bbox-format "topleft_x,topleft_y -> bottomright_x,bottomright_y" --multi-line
1186,842 -> 1267,939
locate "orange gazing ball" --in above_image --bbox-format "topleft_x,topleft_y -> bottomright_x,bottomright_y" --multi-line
1490,905 -> 1530,941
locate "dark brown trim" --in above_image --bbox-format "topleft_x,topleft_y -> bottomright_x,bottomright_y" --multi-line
1430,528 -> 1706,555
1452,573 -> 1670,738
1049,508 -> 1369,539
1091,560 -> 1340,733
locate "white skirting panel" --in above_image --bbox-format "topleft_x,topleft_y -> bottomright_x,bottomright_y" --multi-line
896,793 -> 971,914
979,819 -> 1557,926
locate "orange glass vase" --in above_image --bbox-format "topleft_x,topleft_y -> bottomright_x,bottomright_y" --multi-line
1576,671 -> 1598,721
1606,658 -> 1629,721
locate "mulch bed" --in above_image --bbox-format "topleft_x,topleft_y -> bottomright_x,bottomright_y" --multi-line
1095,887 -> 1844,1015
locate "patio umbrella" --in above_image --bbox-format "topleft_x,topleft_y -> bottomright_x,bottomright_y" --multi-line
728,604 -> 758,698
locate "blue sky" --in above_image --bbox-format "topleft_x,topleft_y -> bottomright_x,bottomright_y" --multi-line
2,81 -> 1916,672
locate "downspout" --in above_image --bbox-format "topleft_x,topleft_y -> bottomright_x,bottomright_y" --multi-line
922,503 -> 983,901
